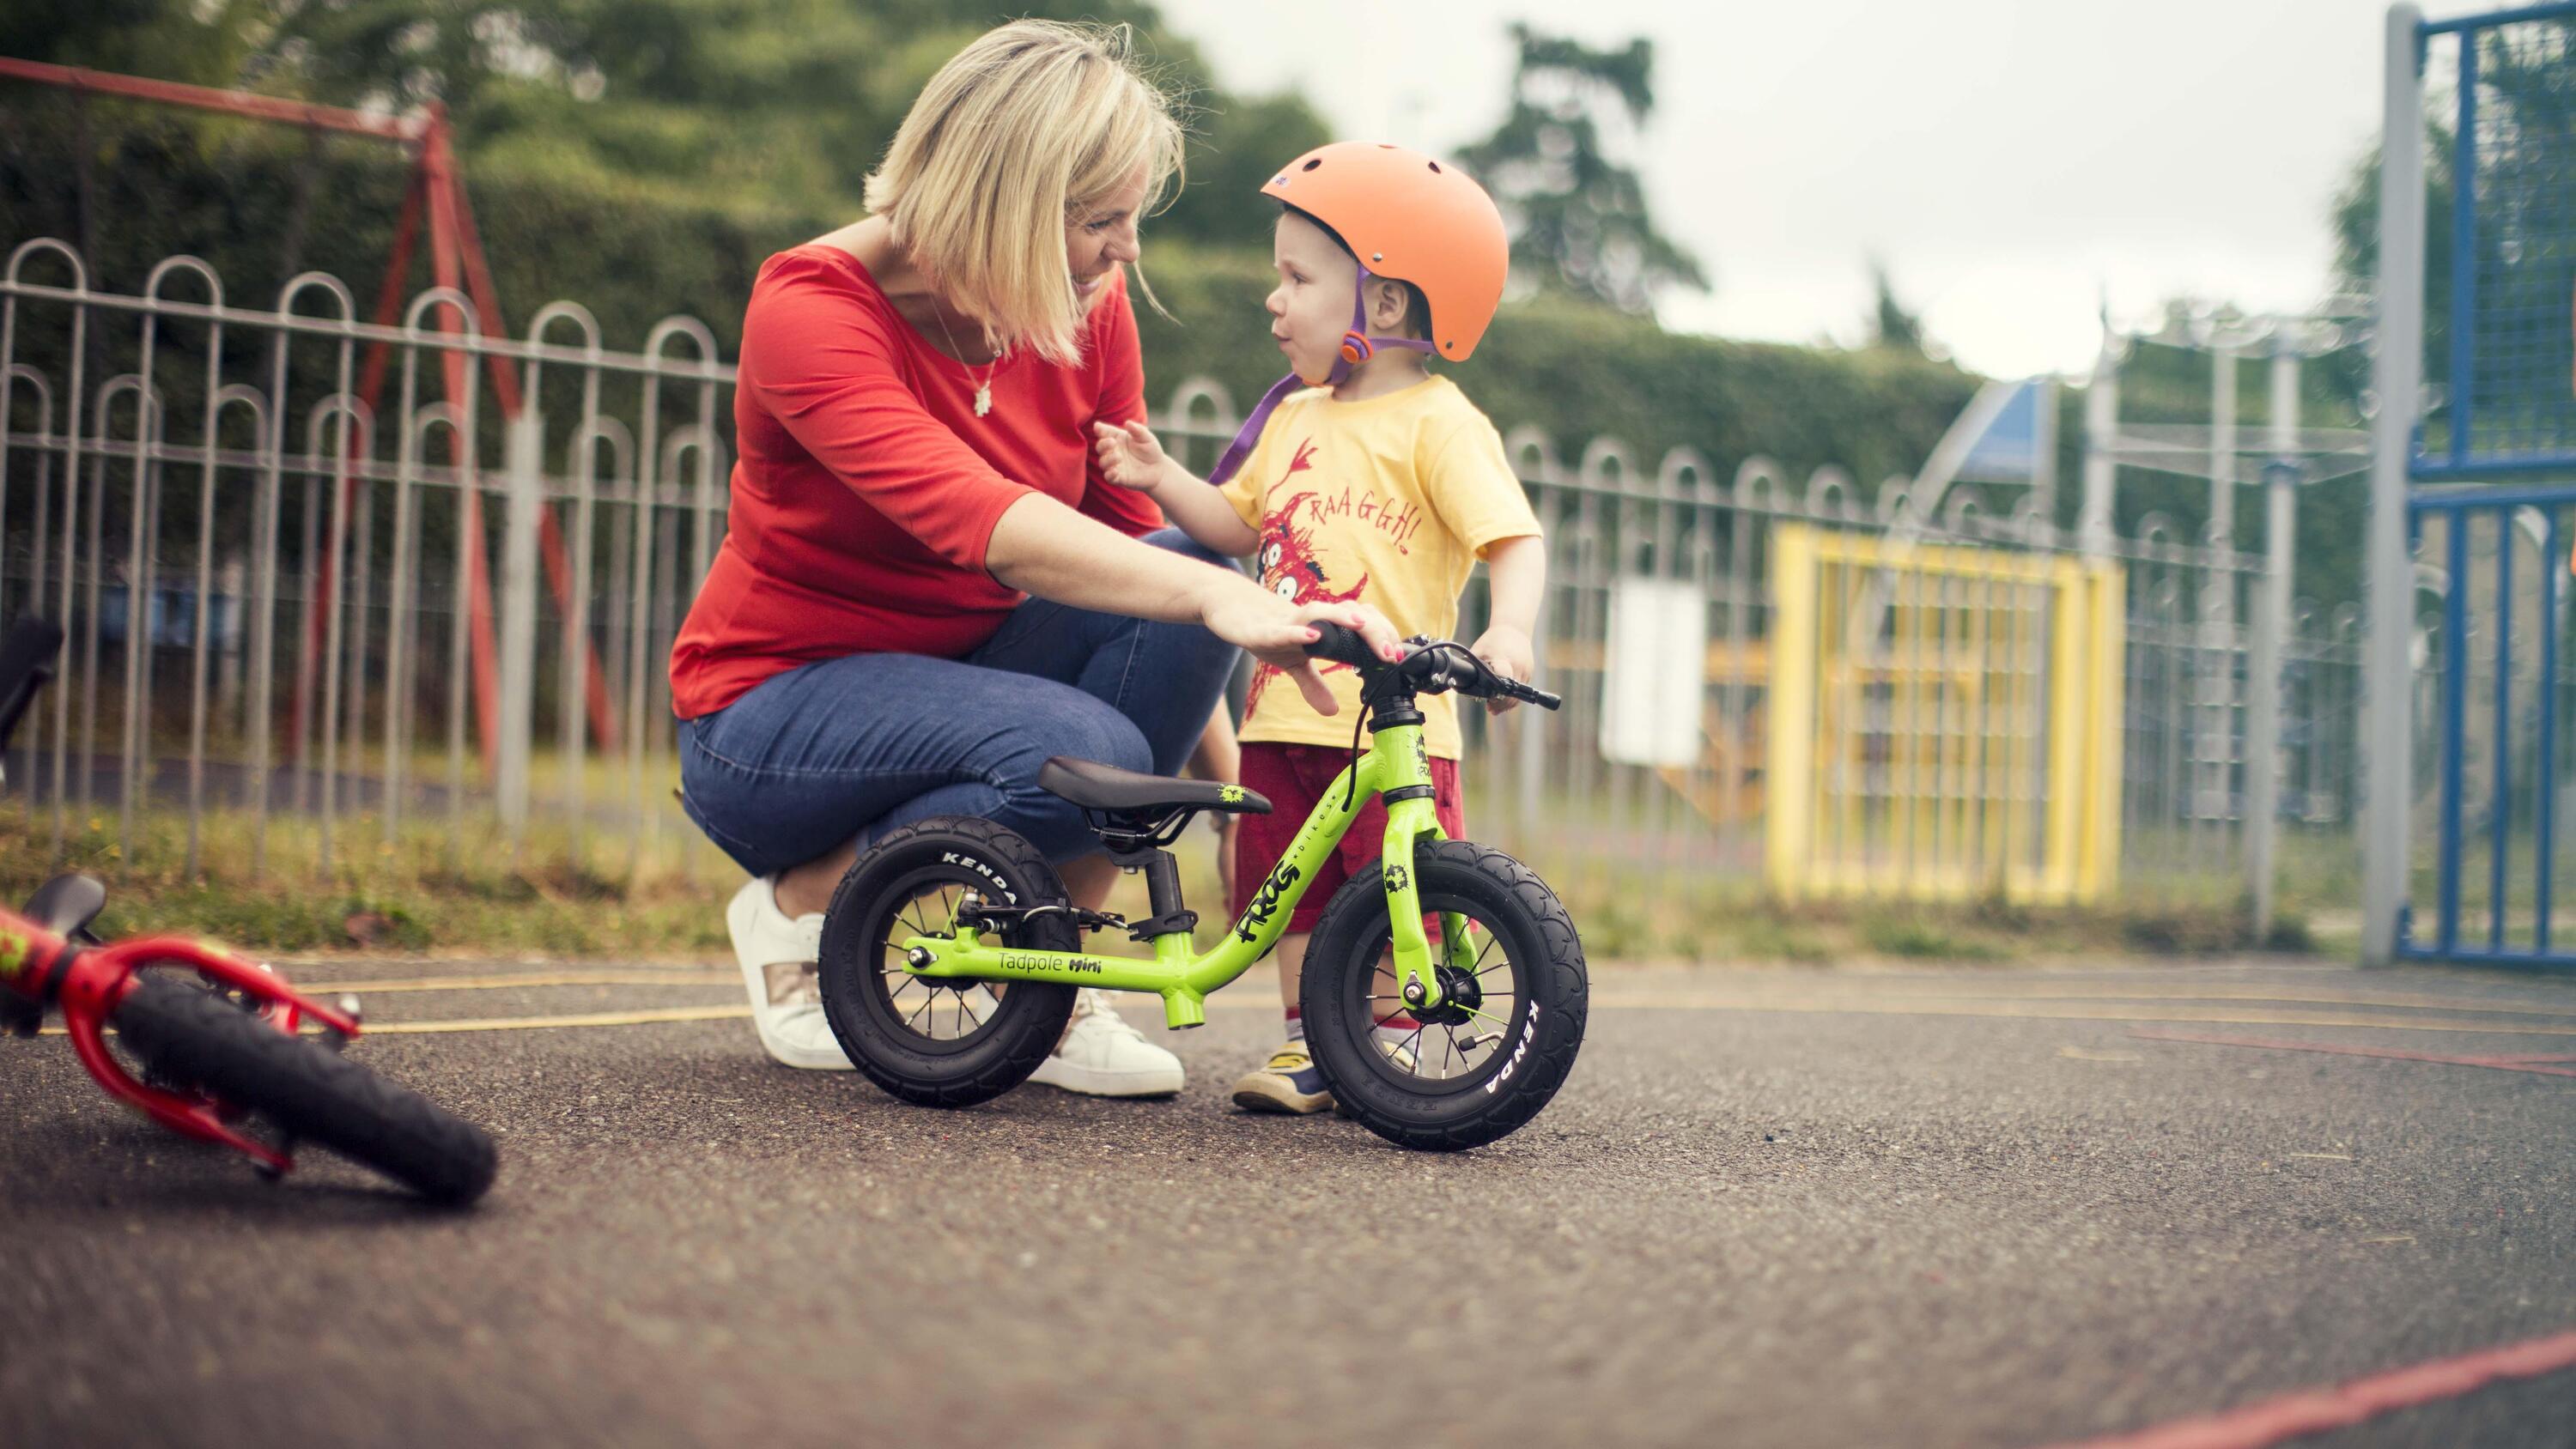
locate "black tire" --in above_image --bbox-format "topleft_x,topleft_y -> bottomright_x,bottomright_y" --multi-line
1302,840 -> 1587,1151
112,973 -> 499,1205
817,815 -> 1079,1108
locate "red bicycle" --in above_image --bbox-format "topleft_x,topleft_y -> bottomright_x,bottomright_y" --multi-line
0,617 -> 496,1205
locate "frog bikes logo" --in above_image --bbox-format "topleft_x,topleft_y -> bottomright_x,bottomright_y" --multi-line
1382,864 -> 1411,894
1219,784 -> 1249,806
1234,860 -> 1303,943
0,929 -> 27,986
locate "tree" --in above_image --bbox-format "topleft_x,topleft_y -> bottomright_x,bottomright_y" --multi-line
2330,17 -> 2572,446
1156,88 -> 1328,250
0,0 -> 265,88
1868,261 -> 1929,355
1455,23 -> 1705,314
5,1 -> 1330,238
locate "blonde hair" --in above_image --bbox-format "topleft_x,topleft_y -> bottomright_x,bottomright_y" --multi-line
863,21 -> 1186,367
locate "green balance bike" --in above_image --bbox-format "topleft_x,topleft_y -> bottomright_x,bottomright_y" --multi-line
816,623 -> 1587,1151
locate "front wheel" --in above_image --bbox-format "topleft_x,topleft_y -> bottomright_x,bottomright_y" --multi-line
1302,840 -> 1587,1150
111,973 -> 499,1204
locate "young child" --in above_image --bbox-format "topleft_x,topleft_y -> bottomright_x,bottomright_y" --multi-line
1092,141 -> 1547,1115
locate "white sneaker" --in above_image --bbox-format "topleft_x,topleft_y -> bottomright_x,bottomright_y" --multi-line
726,876 -> 852,1071
1025,989 -> 1184,1098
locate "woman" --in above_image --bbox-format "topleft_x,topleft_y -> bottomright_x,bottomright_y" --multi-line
671,21 -> 1398,1089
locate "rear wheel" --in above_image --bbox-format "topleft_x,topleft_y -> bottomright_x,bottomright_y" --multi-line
1301,841 -> 1587,1151
111,973 -> 499,1205
817,816 -> 1078,1107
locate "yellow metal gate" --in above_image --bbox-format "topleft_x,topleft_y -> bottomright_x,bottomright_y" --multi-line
1765,524 -> 2125,905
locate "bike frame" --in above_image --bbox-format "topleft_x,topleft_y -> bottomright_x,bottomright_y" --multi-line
0,906 -> 362,1171
898,717 -> 1477,1029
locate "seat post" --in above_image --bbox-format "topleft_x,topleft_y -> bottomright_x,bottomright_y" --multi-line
1107,843 -> 1196,942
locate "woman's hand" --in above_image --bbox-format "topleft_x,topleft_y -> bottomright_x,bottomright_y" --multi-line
1091,420 -> 1172,494
1200,585 -> 1403,717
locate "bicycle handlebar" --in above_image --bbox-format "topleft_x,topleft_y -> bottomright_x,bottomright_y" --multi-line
1302,620 -> 1385,671
1302,621 -> 1563,711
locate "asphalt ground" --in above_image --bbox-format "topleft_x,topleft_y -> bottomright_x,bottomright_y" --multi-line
4,955 -> 2574,1448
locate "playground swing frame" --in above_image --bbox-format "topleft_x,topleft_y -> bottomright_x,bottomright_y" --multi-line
0,57 -> 620,776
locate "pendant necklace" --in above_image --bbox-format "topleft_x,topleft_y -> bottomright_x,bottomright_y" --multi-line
931,305 -> 997,417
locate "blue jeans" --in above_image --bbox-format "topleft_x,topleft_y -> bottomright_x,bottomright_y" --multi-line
679,528 -> 1239,877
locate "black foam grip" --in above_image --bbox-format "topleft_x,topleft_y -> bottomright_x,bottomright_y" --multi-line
1302,621 -> 1380,669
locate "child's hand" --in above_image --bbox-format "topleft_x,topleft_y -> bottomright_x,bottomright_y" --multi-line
1468,625 -> 1535,715
1091,420 -> 1170,493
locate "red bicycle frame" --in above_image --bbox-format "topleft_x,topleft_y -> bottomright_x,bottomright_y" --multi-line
0,910 -> 361,1173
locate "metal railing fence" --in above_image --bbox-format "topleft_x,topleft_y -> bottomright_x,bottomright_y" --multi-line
3,240 -> 2357,904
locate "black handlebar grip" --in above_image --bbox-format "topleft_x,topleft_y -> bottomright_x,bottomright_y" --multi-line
0,615 -> 64,755
1302,620 -> 1382,670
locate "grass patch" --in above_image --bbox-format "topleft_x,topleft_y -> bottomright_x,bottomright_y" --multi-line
0,798 -> 2330,967
0,803 -> 738,959
1859,912 -> 2003,962
1531,851 -> 2317,965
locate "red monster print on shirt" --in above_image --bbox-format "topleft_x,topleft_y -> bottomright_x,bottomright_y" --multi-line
1245,439 -> 1370,720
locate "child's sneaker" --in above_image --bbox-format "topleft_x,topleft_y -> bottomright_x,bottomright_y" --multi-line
1231,1038 -> 1336,1114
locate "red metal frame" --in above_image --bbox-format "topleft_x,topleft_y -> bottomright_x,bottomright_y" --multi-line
2,903 -> 361,1177
0,59 -> 622,772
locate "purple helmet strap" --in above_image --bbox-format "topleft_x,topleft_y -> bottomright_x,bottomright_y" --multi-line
1206,371 -> 1304,487
1206,265 -> 1432,487
1335,265 -> 1437,380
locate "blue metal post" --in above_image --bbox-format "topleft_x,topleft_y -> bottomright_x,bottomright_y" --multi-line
2448,35 -> 2477,467
2491,518 -> 2512,948
2439,512 -> 2468,953
2539,512 -> 2560,950
2420,3 -> 2576,37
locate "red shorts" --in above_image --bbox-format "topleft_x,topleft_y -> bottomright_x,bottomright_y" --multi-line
1230,742 -> 1467,936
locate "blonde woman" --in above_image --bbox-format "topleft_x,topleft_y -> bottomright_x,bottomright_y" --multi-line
671,21 -> 1399,1088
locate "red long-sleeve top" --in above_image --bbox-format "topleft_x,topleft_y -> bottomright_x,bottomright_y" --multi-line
670,246 -> 1165,719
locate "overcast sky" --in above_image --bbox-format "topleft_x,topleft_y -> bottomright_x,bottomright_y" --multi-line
1158,0 -> 2467,379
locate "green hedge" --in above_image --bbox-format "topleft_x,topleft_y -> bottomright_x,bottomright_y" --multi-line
1133,246 -> 1981,488
4,112 -> 1978,496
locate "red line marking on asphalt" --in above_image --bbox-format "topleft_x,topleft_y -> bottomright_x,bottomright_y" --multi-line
2129,1029 -> 2576,1078
2037,1328 -> 2576,1448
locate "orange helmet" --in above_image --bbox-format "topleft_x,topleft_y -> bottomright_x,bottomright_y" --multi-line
1261,141 -> 1509,363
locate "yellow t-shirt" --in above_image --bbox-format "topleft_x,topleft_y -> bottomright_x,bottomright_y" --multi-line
1216,374 -> 1540,759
